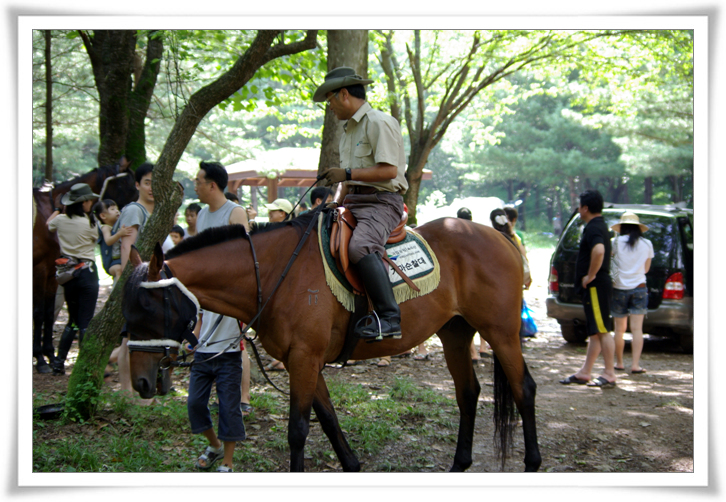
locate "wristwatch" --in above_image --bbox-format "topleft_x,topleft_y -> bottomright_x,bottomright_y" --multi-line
345,168 -> 352,181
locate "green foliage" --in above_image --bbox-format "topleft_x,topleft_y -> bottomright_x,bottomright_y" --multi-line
63,379 -> 101,423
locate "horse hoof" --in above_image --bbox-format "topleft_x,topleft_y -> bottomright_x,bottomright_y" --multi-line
36,364 -> 52,374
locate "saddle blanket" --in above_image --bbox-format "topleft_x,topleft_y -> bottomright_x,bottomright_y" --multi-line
318,213 -> 440,312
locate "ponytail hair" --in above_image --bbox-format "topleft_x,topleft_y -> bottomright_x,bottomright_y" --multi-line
619,223 -> 642,249
490,208 -> 514,237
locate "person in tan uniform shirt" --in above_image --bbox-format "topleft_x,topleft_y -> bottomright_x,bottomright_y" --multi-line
314,67 -> 408,341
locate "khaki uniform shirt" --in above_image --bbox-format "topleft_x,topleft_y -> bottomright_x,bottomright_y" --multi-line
340,102 -> 408,194
48,214 -> 97,261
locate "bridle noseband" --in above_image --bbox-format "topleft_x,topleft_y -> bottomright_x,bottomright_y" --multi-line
127,264 -> 200,369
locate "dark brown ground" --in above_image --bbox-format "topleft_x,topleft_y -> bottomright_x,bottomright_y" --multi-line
33,250 -> 694,473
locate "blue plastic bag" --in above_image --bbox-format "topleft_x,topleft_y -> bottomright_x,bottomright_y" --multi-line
520,299 -> 537,337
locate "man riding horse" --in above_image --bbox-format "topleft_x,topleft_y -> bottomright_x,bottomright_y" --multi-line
314,67 -> 408,341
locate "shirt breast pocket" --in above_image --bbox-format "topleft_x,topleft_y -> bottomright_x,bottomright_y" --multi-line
353,142 -> 373,168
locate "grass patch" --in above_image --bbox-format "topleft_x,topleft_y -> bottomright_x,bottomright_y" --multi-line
324,375 -> 457,456
34,373 -> 461,472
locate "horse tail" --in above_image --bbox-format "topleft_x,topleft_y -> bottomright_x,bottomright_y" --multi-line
492,352 -> 517,470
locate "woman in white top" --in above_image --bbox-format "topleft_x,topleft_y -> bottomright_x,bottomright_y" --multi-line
47,183 -> 100,374
610,212 -> 654,374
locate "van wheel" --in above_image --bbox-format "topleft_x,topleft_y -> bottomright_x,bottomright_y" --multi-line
559,321 -> 587,343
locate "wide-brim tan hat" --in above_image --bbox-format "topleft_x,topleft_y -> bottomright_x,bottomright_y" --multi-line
312,66 -> 374,102
60,183 -> 100,206
265,198 -> 293,215
611,211 -> 649,233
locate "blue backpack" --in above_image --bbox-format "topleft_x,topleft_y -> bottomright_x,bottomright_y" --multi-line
97,225 -> 115,275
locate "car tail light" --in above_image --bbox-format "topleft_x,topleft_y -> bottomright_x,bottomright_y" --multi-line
548,266 -> 559,294
663,272 -> 684,300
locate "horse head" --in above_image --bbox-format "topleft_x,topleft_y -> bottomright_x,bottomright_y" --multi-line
99,162 -> 138,209
123,243 -> 199,398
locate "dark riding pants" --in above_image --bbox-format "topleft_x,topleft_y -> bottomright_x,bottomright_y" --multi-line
343,191 -> 404,264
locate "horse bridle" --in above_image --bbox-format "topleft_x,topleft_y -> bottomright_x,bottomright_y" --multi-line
127,263 -> 201,370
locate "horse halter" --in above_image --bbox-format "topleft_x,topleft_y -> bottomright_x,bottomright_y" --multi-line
127,264 -> 200,370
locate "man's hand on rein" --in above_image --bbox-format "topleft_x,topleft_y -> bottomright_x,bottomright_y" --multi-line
323,168 -> 349,186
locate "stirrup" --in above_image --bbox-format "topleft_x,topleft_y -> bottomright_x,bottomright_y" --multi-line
354,312 -> 401,343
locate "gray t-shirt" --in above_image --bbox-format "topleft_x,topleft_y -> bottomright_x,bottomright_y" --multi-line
195,201 -> 242,353
112,202 -> 149,260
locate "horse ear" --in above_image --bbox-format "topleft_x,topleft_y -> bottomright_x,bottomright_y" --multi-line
129,245 -> 143,268
147,242 -> 165,282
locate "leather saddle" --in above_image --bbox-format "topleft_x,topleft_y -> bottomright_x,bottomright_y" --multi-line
329,206 -> 412,295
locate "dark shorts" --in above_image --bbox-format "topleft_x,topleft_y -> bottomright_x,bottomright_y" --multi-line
187,351 -> 245,442
582,284 -> 612,336
611,286 -> 648,317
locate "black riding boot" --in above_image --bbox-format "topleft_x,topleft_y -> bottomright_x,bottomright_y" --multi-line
354,253 -> 402,341
52,325 -> 77,375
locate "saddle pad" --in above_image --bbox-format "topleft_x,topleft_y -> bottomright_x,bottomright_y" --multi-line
318,213 -> 440,312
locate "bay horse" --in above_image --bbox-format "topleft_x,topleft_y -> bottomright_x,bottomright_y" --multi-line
122,212 -> 541,472
32,162 -> 138,373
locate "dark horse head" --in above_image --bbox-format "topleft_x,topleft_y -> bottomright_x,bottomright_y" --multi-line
123,244 -> 199,398
51,161 -> 138,210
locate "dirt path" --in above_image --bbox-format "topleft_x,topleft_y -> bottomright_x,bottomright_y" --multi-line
33,248 -> 693,472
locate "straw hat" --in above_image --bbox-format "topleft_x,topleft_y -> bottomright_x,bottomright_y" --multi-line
265,198 -> 293,215
611,211 -> 649,233
312,67 -> 374,102
60,183 -> 100,206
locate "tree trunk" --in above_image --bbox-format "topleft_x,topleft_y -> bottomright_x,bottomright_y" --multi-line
44,30 -> 53,182
671,175 -> 682,203
318,30 -> 368,175
568,176 -> 578,212
80,30 -> 137,167
644,176 -> 653,204
125,31 -> 163,168
65,30 -> 318,420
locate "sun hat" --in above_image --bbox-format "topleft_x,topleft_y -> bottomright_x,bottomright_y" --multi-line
60,183 -> 100,206
611,211 -> 649,233
265,198 -> 293,215
312,67 -> 374,102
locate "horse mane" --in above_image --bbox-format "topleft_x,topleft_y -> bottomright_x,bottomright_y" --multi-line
164,210 -> 319,260
165,224 -> 249,259
250,210 -> 318,236
51,164 -> 118,192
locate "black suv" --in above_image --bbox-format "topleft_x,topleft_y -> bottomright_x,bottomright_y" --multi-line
545,204 -> 694,351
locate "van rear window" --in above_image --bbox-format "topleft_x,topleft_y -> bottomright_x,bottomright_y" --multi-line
560,212 -> 676,268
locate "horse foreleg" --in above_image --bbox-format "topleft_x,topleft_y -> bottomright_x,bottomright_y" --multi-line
42,280 -> 58,361
32,271 -> 52,373
286,357 -> 321,472
311,372 -> 360,472
438,319 -> 480,472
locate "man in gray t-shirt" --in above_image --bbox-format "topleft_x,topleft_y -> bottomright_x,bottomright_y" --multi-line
112,202 -> 148,262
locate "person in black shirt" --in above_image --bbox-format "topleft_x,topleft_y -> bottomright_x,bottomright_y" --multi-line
560,190 -> 617,388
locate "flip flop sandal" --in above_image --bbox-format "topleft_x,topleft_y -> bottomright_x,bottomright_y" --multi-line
559,375 -> 589,385
631,368 -> 647,374
614,366 -> 625,371
413,353 -> 430,361
241,402 -> 252,416
195,445 -> 224,470
587,376 -> 616,388
216,464 -> 233,472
